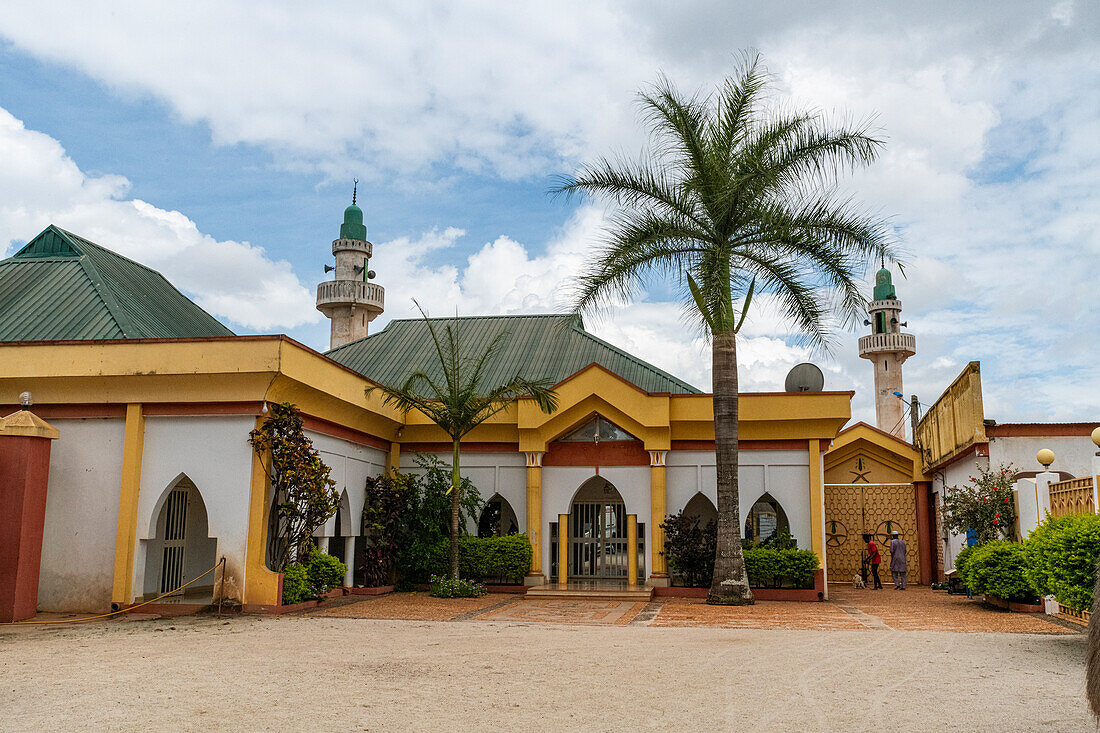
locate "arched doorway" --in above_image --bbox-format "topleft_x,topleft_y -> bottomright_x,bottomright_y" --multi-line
568,477 -> 628,579
478,494 -> 520,537
744,492 -> 790,546
683,492 -> 718,527
143,475 -> 217,602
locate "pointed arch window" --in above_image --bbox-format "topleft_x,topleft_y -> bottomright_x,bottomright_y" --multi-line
558,415 -> 638,443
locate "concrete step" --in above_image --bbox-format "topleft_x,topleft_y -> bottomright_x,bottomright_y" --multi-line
524,583 -> 654,601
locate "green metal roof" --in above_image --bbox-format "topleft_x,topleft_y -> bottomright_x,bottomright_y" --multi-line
326,314 -> 701,395
0,225 -> 234,341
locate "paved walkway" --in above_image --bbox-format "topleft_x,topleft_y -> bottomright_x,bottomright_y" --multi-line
309,586 -> 1076,633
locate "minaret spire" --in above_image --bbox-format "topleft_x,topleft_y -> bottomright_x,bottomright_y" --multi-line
858,265 -> 916,440
352,179 -> 358,206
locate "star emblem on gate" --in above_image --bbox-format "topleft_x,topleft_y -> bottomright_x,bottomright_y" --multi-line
826,520 -> 848,547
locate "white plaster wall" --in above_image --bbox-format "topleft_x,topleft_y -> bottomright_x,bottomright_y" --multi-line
541,465 -> 651,578
666,449 -> 812,551
990,435 -> 1097,478
132,416 -> 255,603
37,418 -> 125,613
308,431 -> 387,539
399,451 -> 527,535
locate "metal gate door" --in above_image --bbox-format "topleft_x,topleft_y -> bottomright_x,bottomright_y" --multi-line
569,502 -> 628,578
823,484 -> 920,583
160,487 -> 189,594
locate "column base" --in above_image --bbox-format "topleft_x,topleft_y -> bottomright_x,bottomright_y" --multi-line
646,574 -> 670,588
523,573 -> 545,587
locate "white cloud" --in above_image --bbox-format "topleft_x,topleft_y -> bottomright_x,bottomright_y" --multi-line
0,107 -> 317,329
1,2 -> 1097,424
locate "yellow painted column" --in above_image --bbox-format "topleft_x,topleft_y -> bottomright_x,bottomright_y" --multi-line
649,450 -> 668,580
525,451 -> 544,579
808,439 -> 827,595
387,441 -> 401,475
111,404 -> 145,606
244,417 -> 280,607
627,514 -> 638,586
558,513 -> 569,586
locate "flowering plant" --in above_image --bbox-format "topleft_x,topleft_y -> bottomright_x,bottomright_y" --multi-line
429,575 -> 487,598
942,463 -> 1018,543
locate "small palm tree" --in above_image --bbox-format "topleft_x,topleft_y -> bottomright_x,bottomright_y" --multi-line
368,302 -> 558,580
558,54 -> 898,604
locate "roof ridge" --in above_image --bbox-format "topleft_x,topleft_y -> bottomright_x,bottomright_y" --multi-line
568,322 -> 701,393
70,240 -> 137,338
54,227 -> 163,277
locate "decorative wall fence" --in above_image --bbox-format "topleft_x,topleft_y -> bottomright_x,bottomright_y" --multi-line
1048,477 -> 1097,518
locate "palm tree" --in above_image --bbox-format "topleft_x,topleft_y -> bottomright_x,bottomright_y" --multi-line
367,302 -> 559,580
558,54 -> 898,604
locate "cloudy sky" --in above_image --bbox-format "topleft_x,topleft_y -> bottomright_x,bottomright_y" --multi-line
1,2 -> 1097,431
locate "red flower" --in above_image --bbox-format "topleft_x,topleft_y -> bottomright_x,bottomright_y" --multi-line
995,514 -> 1001,518
1004,498 -> 1009,502
982,497 -> 988,503
993,519 -> 999,525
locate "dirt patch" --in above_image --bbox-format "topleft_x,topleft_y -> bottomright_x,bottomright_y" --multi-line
476,599 -> 646,625
306,591 -> 514,621
653,597 -> 865,630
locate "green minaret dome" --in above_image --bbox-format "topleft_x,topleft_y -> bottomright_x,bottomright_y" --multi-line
873,267 -> 896,301
340,181 -> 367,240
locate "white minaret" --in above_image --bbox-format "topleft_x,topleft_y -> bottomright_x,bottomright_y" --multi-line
316,183 -> 385,349
858,266 -> 915,440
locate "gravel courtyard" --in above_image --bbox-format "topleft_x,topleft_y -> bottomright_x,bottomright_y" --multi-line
0,609 -> 1091,731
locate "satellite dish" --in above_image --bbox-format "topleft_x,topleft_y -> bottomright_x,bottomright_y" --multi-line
784,363 -> 825,393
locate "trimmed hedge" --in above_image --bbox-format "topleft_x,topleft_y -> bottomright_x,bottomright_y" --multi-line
960,541 -> 1038,603
281,548 -> 348,605
431,534 -> 533,583
1024,513 -> 1100,612
742,547 -> 819,589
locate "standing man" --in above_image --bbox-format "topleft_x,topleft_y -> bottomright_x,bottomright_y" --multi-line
864,533 -> 883,589
889,530 -> 908,590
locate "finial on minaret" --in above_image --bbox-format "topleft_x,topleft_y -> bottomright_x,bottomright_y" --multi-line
352,179 -> 358,206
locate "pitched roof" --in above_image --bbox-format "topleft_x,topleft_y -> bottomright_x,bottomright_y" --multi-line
0,226 -> 234,341
326,313 -> 701,395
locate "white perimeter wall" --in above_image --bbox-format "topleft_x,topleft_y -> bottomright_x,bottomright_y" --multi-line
132,416 -> 255,603
990,435 -> 1097,478
310,431 -> 388,538
667,449 -> 812,552
38,418 -> 126,613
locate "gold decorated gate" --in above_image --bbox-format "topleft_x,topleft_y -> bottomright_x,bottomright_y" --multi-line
824,484 -> 920,583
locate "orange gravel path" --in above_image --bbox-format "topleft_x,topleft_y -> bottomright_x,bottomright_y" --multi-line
308,592 -> 517,621
652,597 -> 865,630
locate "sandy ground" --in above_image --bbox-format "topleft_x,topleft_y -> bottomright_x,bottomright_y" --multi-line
0,613 -> 1090,732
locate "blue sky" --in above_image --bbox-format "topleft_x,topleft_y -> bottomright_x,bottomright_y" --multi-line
0,2 -> 1097,430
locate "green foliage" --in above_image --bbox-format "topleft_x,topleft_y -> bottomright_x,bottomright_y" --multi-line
661,511 -> 816,588
380,455 -> 481,587
429,575 -> 487,598
1024,513 -> 1100,612
281,564 -> 311,605
761,526 -> 798,551
250,402 -> 339,569
280,548 -> 348,605
742,547 -> 819,589
360,471 -> 416,586
429,534 -> 533,583
660,511 -> 717,587
961,541 -> 1038,603
953,545 -> 976,583
365,300 -> 558,580
942,463 -> 1017,544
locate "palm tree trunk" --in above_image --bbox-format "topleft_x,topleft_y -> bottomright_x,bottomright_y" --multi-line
707,329 -> 754,605
450,439 -> 462,580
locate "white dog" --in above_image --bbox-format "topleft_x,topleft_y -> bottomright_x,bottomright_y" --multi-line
853,574 -> 866,589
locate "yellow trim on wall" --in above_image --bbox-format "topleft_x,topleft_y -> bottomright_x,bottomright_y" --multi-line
558,513 -> 569,585
808,438 -> 826,592
243,418 -> 280,606
111,403 -> 145,605
387,442 -> 401,474
649,464 -> 667,577
627,514 -> 638,586
526,461 -> 543,576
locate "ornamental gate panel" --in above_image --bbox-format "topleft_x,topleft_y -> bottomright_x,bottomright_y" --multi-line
569,501 -> 628,579
823,484 -> 920,583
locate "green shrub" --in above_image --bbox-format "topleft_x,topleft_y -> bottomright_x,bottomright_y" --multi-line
742,547 -> 819,589
962,541 -> 1038,603
430,534 -> 533,583
1024,513 -> 1100,612
953,545 -> 976,581
429,575 -> 487,598
282,564 -> 311,605
660,512 -> 717,587
281,549 -> 348,605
